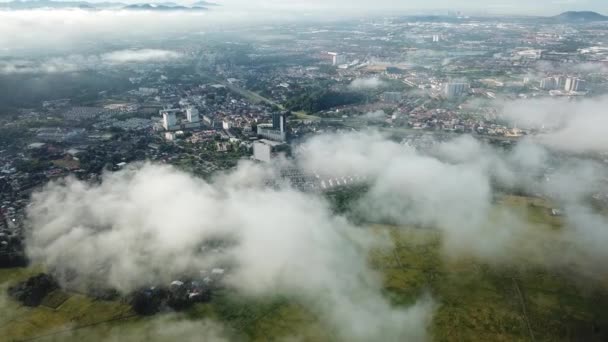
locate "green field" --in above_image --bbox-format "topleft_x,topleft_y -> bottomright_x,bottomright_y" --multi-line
293,111 -> 322,121
1,195 -> 607,341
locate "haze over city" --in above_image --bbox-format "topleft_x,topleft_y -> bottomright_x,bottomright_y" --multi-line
1,0 -> 608,341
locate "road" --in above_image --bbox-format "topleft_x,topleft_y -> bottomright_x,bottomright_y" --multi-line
194,56 -> 284,109
338,119 -> 521,142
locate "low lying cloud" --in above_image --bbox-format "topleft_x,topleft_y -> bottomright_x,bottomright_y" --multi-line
571,62 -> 608,74
25,161 -> 434,341
0,4 -> 605,55
362,110 -> 387,121
0,9 -> 231,55
349,77 -> 387,90
0,8 -> 365,55
499,96 -> 608,153
24,128 -> 608,339
101,49 -> 182,64
297,131 -> 608,279
0,49 -> 183,74
0,56 -> 90,74
535,60 -> 608,76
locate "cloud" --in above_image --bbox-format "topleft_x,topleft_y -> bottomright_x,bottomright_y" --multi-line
297,132 -> 495,258
0,9 -> 235,55
362,110 -> 387,121
296,130 -> 608,280
499,96 -> 608,153
571,62 -> 608,74
0,7 -> 368,55
0,49 -> 183,74
1,4 -> 606,55
101,49 -> 182,64
534,60 -> 608,76
349,77 -> 388,90
23,129 -> 608,339
25,161 -> 434,341
0,56 -> 88,74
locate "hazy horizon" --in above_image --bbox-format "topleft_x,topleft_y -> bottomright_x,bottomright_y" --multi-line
0,0 -> 606,16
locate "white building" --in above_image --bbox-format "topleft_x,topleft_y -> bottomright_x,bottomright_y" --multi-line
574,79 -> 587,92
272,112 -> 285,133
161,110 -> 178,130
540,77 -> 556,90
444,82 -> 469,98
138,87 -> 158,96
328,52 -> 346,66
165,132 -> 176,141
222,120 -> 231,130
554,76 -> 566,90
186,107 -> 199,123
253,139 -> 284,163
565,77 -> 586,92
257,124 -> 286,142
517,49 -> 542,60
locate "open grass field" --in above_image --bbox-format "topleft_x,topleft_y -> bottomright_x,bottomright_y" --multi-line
293,111 -> 322,121
1,195 -> 607,341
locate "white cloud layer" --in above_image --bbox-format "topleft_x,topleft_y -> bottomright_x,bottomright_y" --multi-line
499,96 -> 608,153
26,161 -> 435,341
1,2 -> 604,54
0,49 -> 183,74
297,131 -> 608,279
23,128 -> 608,339
349,77 -> 387,90
101,49 -> 182,63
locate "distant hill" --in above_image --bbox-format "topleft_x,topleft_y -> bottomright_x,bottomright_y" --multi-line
553,11 -> 608,22
192,1 -> 218,6
123,3 -> 206,11
155,2 -> 179,6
